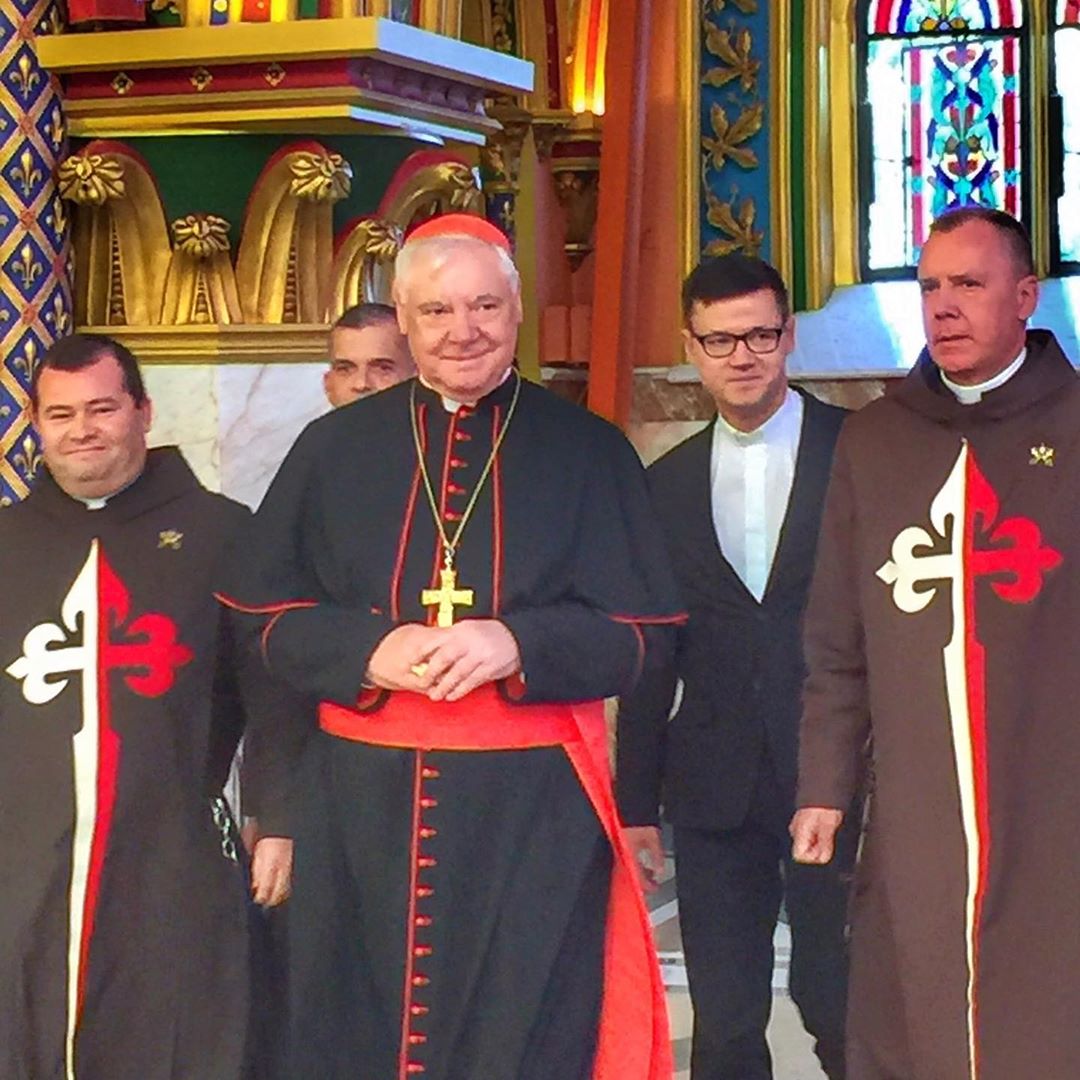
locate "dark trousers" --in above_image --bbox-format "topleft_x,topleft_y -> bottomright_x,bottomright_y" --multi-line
674,811 -> 855,1080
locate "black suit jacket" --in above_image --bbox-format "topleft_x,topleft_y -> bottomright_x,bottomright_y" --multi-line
617,390 -> 848,831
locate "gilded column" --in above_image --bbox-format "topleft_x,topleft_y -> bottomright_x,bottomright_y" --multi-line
0,0 -> 70,505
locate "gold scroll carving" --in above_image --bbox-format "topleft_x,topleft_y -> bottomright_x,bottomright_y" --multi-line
235,143 -> 352,324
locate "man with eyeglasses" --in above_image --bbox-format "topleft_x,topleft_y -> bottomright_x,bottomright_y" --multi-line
618,254 -> 855,1079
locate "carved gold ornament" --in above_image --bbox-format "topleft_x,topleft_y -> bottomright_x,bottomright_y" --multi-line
264,63 -> 286,88
702,102 -> 764,172
190,67 -> 214,93
58,152 -> 126,206
703,26 -> 760,93
111,72 -> 134,96
704,189 -> 764,257
289,151 -> 352,202
172,213 -> 231,258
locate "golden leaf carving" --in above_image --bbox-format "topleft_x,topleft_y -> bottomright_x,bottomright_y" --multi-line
58,152 -> 126,206
428,162 -> 483,210
359,219 -> 403,260
172,213 -> 232,258
289,151 -> 352,202
703,26 -> 760,92
704,190 -> 763,256
702,101 -> 763,172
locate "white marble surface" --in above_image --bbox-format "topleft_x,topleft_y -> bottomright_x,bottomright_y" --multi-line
216,364 -> 328,509
143,363 -> 329,508
143,366 -> 221,491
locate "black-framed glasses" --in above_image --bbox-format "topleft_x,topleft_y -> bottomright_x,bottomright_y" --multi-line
689,326 -> 784,359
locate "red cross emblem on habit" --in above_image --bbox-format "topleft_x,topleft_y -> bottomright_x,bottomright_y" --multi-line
875,442 -> 1061,1079
5,540 -> 192,1080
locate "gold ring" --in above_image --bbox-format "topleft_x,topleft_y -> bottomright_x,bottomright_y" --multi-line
410,662 -> 428,678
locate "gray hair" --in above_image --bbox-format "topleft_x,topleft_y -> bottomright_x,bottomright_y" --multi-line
393,233 -> 521,303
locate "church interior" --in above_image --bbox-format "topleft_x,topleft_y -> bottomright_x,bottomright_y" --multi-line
1,0 -> 1077,1074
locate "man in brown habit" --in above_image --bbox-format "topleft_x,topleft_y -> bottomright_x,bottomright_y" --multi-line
792,207 -> 1080,1078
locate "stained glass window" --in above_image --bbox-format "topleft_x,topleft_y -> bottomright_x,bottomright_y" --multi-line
861,1 -> 1026,276
1057,4 -> 1080,266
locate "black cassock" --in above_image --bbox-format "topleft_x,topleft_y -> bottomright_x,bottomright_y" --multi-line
0,448 -> 271,1080
227,376 -> 682,1080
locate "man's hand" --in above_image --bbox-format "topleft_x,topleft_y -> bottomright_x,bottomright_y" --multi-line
366,624 -> 445,691
624,825 -> 665,894
416,620 -> 521,702
251,836 -> 293,907
790,807 -> 844,865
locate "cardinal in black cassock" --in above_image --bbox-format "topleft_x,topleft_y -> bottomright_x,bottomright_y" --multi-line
0,336 -> 288,1080
225,215 -> 683,1080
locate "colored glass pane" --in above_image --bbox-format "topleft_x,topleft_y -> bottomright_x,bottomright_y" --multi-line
866,34 -> 1022,270
1059,0 -> 1080,26
1056,28 -> 1080,262
867,0 -> 1022,35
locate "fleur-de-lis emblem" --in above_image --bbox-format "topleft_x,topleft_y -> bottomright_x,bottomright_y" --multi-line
11,147 -> 43,199
44,291 -> 70,334
43,104 -> 64,150
58,151 -> 126,206
158,530 -> 183,550
12,243 -> 43,291
9,54 -> 41,101
172,213 -> 231,258
13,432 -> 41,481
12,337 -> 38,380
289,151 -> 352,202
1029,444 -> 1055,467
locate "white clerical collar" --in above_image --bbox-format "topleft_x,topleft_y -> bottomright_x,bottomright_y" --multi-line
941,348 -> 1026,405
715,387 -> 800,446
419,368 -> 512,413
79,496 -> 108,510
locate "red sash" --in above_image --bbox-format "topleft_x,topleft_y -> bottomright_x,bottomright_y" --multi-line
320,685 -> 673,1080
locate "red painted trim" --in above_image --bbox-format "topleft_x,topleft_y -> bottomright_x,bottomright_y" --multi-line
391,404 -> 425,622
583,0 -> 603,107
66,60 -> 351,99
397,751 -> 425,1080
491,407 -> 503,616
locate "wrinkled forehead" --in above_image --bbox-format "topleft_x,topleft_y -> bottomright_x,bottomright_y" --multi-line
398,240 -> 517,304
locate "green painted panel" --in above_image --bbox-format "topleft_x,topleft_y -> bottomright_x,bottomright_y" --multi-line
74,133 -> 429,247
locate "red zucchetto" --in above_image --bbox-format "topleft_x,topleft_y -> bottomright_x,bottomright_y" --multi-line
404,212 -> 512,252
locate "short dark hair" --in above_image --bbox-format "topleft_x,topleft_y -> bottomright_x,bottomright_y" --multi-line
332,302 -> 399,333
30,333 -> 147,408
681,254 -> 791,324
928,207 -> 1035,277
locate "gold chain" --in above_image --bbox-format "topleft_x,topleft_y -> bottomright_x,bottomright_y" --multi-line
409,372 -> 522,565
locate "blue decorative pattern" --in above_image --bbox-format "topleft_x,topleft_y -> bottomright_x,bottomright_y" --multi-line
0,0 -> 70,506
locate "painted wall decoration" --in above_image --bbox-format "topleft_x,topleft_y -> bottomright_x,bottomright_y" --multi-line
861,0 -> 1026,275
0,0 -> 70,505
699,0 -> 769,260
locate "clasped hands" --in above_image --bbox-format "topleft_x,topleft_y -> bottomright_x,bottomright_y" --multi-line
366,619 -> 521,703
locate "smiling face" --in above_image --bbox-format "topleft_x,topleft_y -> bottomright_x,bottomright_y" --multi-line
917,218 -> 1039,386
393,239 -> 522,404
32,353 -> 152,499
683,288 -> 794,432
323,322 -> 414,407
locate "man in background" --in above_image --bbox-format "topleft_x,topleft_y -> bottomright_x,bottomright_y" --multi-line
323,301 -> 414,407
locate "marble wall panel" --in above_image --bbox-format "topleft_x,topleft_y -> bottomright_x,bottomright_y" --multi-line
143,365 -> 221,491
217,364 -> 329,509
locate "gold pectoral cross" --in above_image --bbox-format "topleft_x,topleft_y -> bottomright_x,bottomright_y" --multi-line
421,554 -> 474,627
